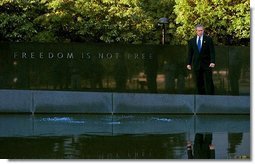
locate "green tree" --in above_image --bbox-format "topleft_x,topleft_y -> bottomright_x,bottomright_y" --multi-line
0,0 -> 250,45
74,0 -> 156,43
174,0 -> 250,45
138,0 -> 176,44
0,0 -> 38,41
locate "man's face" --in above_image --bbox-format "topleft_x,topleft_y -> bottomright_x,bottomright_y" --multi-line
196,27 -> 204,36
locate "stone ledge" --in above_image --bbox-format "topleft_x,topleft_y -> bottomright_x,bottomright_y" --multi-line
113,93 -> 194,114
195,95 -> 250,114
33,91 -> 112,114
0,90 -> 250,114
0,90 -> 32,113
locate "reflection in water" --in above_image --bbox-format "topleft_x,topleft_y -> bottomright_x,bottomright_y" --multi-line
0,132 -> 250,159
187,133 -> 215,159
39,117 -> 85,124
228,133 -> 243,159
0,114 -> 250,159
0,134 -> 186,159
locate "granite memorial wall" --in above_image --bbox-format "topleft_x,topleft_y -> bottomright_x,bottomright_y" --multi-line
0,42 -> 250,95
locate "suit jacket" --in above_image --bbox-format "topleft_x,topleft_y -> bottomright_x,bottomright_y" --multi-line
187,35 -> 215,70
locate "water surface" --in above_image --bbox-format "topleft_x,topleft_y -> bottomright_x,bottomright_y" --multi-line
0,114 -> 250,159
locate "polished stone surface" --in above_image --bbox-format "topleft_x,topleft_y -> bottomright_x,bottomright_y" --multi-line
33,91 -> 112,114
0,90 -> 32,113
113,93 -> 194,114
195,95 -> 250,114
0,90 -> 250,114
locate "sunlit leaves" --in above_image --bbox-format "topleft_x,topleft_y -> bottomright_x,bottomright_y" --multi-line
0,0 -> 250,45
174,0 -> 250,45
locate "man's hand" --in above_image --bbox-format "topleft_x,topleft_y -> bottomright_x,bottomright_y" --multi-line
209,63 -> 215,68
209,144 -> 215,150
187,65 -> 192,70
187,141 -> 192,150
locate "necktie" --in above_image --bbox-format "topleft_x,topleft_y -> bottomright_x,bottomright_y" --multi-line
198,37 -> 201,52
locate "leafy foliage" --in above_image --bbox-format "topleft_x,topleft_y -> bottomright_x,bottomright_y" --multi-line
174,0 -> 250,45
0,0 -> 250,45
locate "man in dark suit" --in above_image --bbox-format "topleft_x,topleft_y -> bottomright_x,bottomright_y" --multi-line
187,24 -> 215,95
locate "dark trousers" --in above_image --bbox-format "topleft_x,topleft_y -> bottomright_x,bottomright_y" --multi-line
194,68 -> 214,95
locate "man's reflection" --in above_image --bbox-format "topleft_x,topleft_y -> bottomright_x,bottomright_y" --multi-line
228,133 -> 243,158
187,133 -> 215,159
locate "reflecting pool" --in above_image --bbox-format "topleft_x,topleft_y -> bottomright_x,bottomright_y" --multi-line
0,114 -> 250,159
